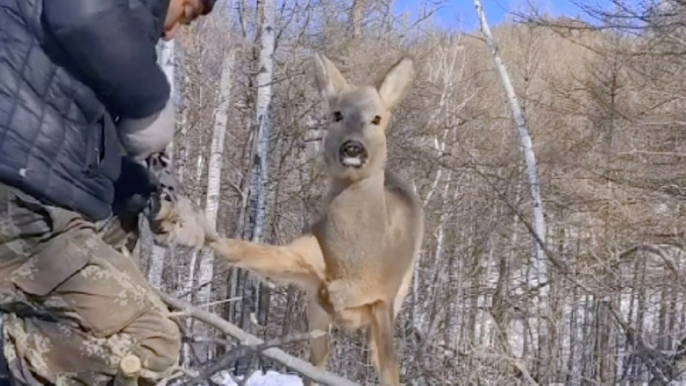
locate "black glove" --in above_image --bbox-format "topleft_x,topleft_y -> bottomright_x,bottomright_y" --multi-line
112,156 -> 159,218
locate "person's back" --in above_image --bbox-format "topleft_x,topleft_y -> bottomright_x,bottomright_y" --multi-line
0,0 -> 184,220
0,0 -> 216,384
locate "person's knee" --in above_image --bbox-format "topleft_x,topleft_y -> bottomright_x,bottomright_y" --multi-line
124,310 -> 181,374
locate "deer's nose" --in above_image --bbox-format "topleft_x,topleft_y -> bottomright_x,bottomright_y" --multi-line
339,140 -> 368,168
340,140 -> 365,158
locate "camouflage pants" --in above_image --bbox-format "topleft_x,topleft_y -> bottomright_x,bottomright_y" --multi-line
0,183 -> 180,385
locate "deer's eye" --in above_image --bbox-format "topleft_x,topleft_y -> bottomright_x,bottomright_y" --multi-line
371,115 -> 381,125
333,111 -> 343,122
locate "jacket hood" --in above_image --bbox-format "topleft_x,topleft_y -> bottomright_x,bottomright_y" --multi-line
130,0 -> 171,43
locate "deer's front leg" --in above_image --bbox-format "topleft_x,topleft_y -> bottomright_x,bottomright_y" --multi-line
209,234 -> 326,292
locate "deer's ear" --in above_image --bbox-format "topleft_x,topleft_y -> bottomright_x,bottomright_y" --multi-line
378,57 -> 414,109
313,53 -> 349,104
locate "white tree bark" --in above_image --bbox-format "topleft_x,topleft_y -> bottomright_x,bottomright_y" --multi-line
234,0 -> 276,352
247,0 -> 276,243
414,39 -> 465,333
147,39 -> 177,289
179,142 -> 210,366
176,46 -> 189,186
473,0 -> 548,287
182,50 -> 236,365
196,50 -> 236,306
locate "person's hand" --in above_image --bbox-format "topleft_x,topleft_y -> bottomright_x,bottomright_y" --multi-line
143,152 -> 218,249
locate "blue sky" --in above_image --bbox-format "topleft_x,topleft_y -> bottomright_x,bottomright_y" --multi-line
391,0 -> 588,31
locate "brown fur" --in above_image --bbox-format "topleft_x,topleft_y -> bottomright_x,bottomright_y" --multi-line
210,54 -> 424,386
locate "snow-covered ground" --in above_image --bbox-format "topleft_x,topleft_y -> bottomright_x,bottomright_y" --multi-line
212,370 -> 303,386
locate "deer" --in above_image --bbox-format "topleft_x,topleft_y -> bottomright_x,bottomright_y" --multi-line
208,53 -> 424,386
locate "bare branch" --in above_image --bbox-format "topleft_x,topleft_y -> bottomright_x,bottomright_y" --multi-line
158,291 -> 361,386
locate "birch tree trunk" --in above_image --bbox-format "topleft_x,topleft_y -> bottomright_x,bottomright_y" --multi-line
413,40 -> 463,336
182,49 -> 236,364
147,39 -> 177,289
473,0 -> 547,286
236,0 -> 276,373
247,0 -> 275,245
473,2 -> 551,381
180,140 -> 208,366
197,49 -> 236,313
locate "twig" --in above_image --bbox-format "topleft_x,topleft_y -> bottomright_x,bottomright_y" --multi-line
156,366 -> 200,386
183,336 -> 235,347
198,296 -> 243,309
177,280 -> 213,299
158,291 -> 360,386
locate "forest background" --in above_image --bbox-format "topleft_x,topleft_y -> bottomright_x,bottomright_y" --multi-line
139,0 -> 686,384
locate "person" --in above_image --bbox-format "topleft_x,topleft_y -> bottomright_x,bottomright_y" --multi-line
0,0 -> 217,384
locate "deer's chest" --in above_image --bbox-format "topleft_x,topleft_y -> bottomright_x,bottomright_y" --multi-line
313,191 -> 387,276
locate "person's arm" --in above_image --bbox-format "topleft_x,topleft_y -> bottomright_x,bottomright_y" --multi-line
42,0 -> 170,119
117,99 -> 176,162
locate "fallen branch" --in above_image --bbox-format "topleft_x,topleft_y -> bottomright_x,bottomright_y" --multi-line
158,291 -> 361,386
182,332 -> 323,386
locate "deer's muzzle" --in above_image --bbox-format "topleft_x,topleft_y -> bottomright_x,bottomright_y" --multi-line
339,140 -> 367,168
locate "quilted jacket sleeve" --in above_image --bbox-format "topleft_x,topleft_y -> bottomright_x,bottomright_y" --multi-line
42,0 -> 170,119
117,99 -> 175,162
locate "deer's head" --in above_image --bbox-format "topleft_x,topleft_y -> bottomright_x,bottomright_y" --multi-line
313,54 -> 414,182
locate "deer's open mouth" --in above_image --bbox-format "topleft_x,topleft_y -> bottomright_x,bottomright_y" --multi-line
339,140 -> 367,168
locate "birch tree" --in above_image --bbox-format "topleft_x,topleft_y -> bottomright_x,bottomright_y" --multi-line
246,0 -> 276,245
473,2 -> 552,381
473,0 -> 547,285
181,48 -> 236,365
236,0 -> 277,341
196,49 -> 236,311
147,39 -> 177,289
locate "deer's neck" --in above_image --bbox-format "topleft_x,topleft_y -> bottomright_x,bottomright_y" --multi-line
327,170 -> 386,207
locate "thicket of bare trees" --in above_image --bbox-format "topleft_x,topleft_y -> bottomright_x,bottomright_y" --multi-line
139,0 -> 686,384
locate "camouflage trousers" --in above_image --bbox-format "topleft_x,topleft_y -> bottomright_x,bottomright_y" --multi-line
0,183 -> 181,385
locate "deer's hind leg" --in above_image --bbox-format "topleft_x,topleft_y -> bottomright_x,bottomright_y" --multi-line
367,325 -> 381,371
370,301 -> 400,386
304,300 -> 333,386
209,234 -> 325,292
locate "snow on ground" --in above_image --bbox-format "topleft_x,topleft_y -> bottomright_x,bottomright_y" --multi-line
212,370 -> 303,386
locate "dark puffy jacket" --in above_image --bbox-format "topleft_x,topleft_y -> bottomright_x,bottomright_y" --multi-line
0,0 -> 171,221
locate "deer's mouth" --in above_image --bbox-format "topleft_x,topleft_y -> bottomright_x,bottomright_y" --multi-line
339,140 -> 367,168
